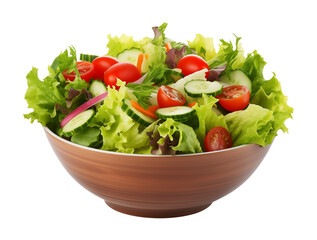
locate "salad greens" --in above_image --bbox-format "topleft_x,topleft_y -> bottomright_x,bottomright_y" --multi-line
24,23 -> 293,155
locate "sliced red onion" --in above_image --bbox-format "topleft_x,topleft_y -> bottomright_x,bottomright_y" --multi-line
60,91 -> 108,128
133,73 -> 148,84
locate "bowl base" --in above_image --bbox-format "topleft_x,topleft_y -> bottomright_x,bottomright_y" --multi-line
105,202 -> 212,218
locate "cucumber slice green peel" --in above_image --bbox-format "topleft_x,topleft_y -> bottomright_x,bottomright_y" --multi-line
156,106 -> 196,121
62,109 -> 95,137
121,99 -> 155,126
219,69 -> 252,93
184,80 -> 223,97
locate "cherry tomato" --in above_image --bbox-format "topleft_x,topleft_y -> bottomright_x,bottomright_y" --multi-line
177,54 -> 209,78
104,62 -> 141,89
92,56 -> 119,80
204,127 -> 232,152
216,85 -> 250,112
157,85 -> 186,108
63,61 -> 94,83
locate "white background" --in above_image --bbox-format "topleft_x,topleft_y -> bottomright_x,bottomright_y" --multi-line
1,0 -> 316,239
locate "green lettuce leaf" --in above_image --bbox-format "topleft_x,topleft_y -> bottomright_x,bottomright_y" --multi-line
90,85 -> 156,154
193,95 -> 228,148
142,41 -> 166,71
71,127 -> 102,148
241,50 -> 293,137
106,34 -> 150,57
225,104 -> 275,147
188,34 -> 216,61
207,36 -> 245,71
157,118 -> 202,154
106,33 -> 166,72
24,67 -> 65,126
250,74 -> 293,134
241,50 -> 267,94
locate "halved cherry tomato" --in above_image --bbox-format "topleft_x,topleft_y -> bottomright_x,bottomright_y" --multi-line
204,127 -> 232,152
157,85 -> 186,108
63,61 -> 94,83
216,85 -> 250,112
92,56 -> 119,80
131,100 -> 158,119
177,54 -> 209,78
104,62 -> 141,89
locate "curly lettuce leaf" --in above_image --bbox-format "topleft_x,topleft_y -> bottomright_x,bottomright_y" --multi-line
251,74 -> 293,133
241,50 -> 293,137
157,118 -> 202,154
24,67 -> 65,126
188,34 -> 216,61
106,33 -> 166,72
90,86 -> 156,154
106,34 -> 149,57
142,41 -> 166,71
51,46 -> 78,73
193,95 -> 228,148
225,104 -> 275,147
207,36 -> 245,71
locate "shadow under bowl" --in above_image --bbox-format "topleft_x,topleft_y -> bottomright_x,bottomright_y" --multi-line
44,127 -> 271,218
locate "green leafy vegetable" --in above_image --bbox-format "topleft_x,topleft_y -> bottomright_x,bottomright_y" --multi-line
71,127 -> 102,147
241,49 -> 293,136
126,82 -> 157,108
157,118 -> 202,154
91,85 -> 156,154
225,104 -> 275,146
106,34 -> 149,57
51,46 -> 78,75
188,34 -> 217,61
193,95 -> 228,148
251,75 -> 293,134
24,67 -> 65,127
207,35 -> 245,71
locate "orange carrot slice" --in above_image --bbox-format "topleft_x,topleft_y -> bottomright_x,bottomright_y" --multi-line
187,101 -> 197,107
165,42 -> 172,52
137,53 -> 144,73
131,100 -> 158,118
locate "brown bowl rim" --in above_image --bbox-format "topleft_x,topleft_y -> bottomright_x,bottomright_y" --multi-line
44,127 -> 257,158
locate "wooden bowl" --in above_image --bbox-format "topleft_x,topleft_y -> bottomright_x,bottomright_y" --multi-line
44,127 -> 272,218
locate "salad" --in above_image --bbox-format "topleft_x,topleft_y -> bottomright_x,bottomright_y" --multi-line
24,23 -> 293,155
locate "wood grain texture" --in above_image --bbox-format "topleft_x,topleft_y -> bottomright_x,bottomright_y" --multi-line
44,127 -> 272,218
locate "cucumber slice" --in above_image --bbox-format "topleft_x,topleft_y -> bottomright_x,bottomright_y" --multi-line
80,53 -> 99,62
166,68 -> 185,82
184,80 -> 223,97
117,48 -> 143,66
89,80 -> 107,98
156,106 -> 196,121
62,109 -> 95,137
219,70 -> 252,93
170,69 -> 208,96
121,99 -> 155,126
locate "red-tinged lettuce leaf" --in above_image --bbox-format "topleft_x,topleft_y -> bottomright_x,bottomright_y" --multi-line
207,65 -> 227,81
65,88 -> 92,108
152,22 -> 168,41
165,46 -> 186,68
147,125 -> 178,155
155,119 -> 202,154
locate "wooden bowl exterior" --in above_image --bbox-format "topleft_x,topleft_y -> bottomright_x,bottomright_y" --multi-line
44,127 -> 271,218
